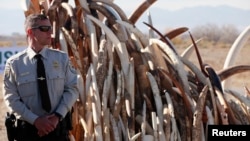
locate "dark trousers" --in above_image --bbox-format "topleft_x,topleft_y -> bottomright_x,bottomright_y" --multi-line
15,119 -> 70,141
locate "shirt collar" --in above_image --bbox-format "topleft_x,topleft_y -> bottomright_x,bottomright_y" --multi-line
27,47 -> 48,60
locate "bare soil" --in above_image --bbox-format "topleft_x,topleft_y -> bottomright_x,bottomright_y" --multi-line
0,74 -> 8,141
0,46 -> 250,140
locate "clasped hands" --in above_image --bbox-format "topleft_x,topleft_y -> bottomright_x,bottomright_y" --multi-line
34,114 -> 60,137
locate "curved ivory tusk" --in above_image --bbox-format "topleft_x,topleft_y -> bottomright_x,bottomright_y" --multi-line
150,38 -> 194,109
84,110 -> 94,139
90,64 -> 102,121
60,2 -> 79,40
180,38 -> 203,59
162,27 -> 189,40
143,135 -> 154,141
135,115 -> 154,135
94,125 -> 103,141
151,112 -> 158,141
205,106 -> 214,125
118,116 -> 129,139
218,65 -> 250,81
92,0 -> 128,21
224,92 -> 250,124
59,31 -> 68,54
102,61 -> 113,111
144,22 -> 177,53
20,0 -> 30,11
84,15 -> 99,70
180,57 -> 207,85
188,32 -> 204,73
141,101 -> 147,138
87,15 -> 133,107
163,105 -> 170,141
103,109 -> 110,141
69,133 -> 76,141
215,88 -> 240,124
56,2 -> 79,53
129,0 -> 157,24
90,74 -> 103,141
181,58 -> 219,124
146,72 -> 164,125
225,89 -> 250,115
204,64 -> 223,93
222,25 -> 250,89
113,67 -> 122,118
116,20 -> 149,47
192,85 -> 208,141
78,0 -> 90,13
30,0 -> 41,13
85,63 -> 91,97
88,2 -> 117,25
88,2 -> 129,43
147,10 -> 155,38
86,14 -> 130,75
77,73 -> 85,105
61,2 -> 74,16
79,115 -> 89,136
96,37 -> 108,94
110,114 -> 121,141
61,27 -> 83,73
130,132 -> 142,141
126,58 -> 135,117
157,116 -> 166,141
164,91 -> 179,141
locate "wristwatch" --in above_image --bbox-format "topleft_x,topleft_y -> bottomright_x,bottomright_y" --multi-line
54,112 -> 63,121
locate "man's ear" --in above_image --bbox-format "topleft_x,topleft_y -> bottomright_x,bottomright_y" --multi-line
27,29 -> 32,35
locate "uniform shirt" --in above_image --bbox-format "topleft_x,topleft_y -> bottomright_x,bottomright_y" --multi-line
3,47 -> 79,125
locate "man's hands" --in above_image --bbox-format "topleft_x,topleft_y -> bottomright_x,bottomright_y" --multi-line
34,114 -> 60,137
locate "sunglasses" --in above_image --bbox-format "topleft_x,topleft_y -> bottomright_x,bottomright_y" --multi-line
31,25 -> 52,32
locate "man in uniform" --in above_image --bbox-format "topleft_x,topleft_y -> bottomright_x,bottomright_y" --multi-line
3,13 -> 79,141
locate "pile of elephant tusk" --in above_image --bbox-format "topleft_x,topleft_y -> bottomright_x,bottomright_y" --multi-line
21,0 -> 250,141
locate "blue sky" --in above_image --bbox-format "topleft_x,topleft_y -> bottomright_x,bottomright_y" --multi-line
1,0 -> 250,36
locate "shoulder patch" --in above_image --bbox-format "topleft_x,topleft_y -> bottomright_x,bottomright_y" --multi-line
69,60 -> 77,74
3,65 -> 10,79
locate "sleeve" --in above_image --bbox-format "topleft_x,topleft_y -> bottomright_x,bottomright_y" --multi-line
3,60 -> 38,124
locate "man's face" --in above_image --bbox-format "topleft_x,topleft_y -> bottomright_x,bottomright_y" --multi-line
30,19 -> 52,47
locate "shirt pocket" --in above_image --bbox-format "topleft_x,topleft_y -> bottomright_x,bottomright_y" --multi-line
47,71 -> 65,94
16,74 -> 37,98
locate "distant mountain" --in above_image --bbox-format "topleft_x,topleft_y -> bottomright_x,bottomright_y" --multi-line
134,5 -> 250,32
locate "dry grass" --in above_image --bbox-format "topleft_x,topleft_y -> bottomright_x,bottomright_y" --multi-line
0,41 -> 27,47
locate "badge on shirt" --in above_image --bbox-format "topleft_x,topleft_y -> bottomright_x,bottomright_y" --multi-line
4,65 -> 10,79
20,72 -> 30,76
53,61 -> 59,69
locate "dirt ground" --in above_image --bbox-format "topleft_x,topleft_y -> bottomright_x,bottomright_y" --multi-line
0,74 -> 8,141
0,46 -> 250,140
